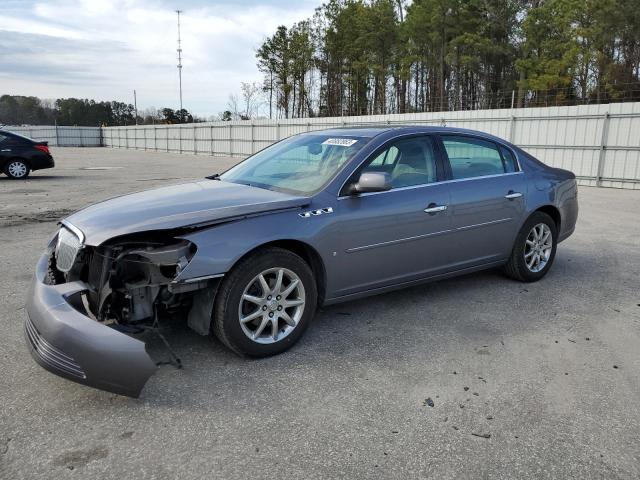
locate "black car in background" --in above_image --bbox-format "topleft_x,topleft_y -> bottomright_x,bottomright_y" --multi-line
0,130 -> 55,179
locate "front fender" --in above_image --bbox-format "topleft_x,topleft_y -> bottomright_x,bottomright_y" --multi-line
175,208 -> 333,281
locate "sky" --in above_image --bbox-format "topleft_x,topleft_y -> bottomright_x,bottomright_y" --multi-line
0,0 -> 318,117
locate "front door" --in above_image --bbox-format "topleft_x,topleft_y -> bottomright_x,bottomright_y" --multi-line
329,135 -> 455,297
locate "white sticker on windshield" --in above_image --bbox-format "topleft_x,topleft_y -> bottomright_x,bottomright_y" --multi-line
322,138 -> 358,147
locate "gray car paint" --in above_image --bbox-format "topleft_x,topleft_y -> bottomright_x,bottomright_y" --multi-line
65,179 -> 311,246
25,126 -> 578,397
26,253 -> 157,397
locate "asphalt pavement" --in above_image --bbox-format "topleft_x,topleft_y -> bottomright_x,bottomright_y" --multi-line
1,147 -> 639,479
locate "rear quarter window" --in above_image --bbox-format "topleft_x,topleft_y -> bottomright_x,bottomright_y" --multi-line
499,146 -> 519,173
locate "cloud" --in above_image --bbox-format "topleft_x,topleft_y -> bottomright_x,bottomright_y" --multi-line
0,0 -> 318,116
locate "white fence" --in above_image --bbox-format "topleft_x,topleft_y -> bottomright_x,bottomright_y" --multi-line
102,102 -> 640,190
5,125 -> 102,147
10,102 -> 640,189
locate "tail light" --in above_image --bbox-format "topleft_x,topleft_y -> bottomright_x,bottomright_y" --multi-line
34,144 -> 50,155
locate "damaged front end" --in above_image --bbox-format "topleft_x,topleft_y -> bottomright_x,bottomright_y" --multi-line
25,222 -> 220,397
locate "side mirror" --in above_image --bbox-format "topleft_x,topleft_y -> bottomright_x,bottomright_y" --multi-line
349,172 -> 392,195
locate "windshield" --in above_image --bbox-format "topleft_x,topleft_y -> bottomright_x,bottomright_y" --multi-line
220,133 -> 369,195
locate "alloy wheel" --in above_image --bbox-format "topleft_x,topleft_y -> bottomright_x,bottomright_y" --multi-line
524,223 -> 553,273
238,267 -> 306,344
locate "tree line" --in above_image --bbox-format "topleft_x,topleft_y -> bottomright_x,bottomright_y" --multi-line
255,0 -> 640,118
0,95 -> 200,126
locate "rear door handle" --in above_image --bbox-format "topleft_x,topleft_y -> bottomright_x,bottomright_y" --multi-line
424,204 -> 447,214
505,191 -> 523,199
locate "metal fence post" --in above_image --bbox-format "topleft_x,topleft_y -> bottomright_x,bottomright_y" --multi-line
596,112 -> 611,187
509,115 -> 517,142
193,125 -> 197,155
210,125 -> 214,155
153,126 -> 157,151
251,122 -> 255,154
276,123 -> 280,141
229,124 -> 233,157
178,126 -> 182,154
54,122 -> 60,147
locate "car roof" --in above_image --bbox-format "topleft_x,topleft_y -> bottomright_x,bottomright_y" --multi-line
306,125 -> 510,144
0,130 -> 34,142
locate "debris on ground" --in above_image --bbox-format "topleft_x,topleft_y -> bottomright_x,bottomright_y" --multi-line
464,386 -> 469,391
452,426 -> 459,431
473,392 -> 479,396
486,415 -> 494,420
613,365 -> 619,369
471,432 -> 491,439
568,339 -> 576,343
423,397 -> 435,407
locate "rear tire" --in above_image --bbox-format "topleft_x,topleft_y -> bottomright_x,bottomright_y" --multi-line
212,247 -> 317,357
4,159 -> 30,179
503,211 -> 558,282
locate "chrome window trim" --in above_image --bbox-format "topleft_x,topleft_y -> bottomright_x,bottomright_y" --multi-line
337,171 -> 524,200
336,130 -> 523,199
60,220 -> 85,245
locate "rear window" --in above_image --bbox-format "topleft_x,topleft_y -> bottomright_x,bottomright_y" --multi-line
2,131 -> 34,143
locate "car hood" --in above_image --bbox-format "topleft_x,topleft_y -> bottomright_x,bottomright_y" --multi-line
64,180 -> 310,245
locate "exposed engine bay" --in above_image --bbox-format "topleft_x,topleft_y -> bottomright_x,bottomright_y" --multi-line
46,226 -> 218,345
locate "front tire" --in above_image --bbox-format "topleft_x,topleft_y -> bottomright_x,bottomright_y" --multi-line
503,211 -> 558,282
212,247 -> 317,357
4,159 -> 30,179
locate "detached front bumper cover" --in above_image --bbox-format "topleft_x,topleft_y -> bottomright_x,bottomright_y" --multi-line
25,253 -> 157,397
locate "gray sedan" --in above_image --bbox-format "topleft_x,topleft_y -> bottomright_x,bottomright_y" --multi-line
25,126 -> 578,396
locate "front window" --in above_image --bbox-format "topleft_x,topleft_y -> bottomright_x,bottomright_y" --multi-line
360,136 -> 439,188
221,133 -> 369,195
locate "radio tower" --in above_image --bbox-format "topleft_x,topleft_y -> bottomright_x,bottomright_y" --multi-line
176,10 -> 183,112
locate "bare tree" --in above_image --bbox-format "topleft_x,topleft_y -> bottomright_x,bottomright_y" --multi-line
228,82 -> 264,120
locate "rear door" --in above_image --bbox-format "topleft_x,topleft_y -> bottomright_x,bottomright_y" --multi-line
437,134 -> 526,269
329,135 -> 454,297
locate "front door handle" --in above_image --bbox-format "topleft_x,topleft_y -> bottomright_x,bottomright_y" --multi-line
505,191 -> 523,199
424,204 -> 447,214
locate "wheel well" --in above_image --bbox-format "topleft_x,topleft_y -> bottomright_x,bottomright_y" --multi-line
535,205 -> 561,230
239,240 -> 327,307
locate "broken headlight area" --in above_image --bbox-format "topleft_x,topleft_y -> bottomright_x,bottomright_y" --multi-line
46,230 -> 215,341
